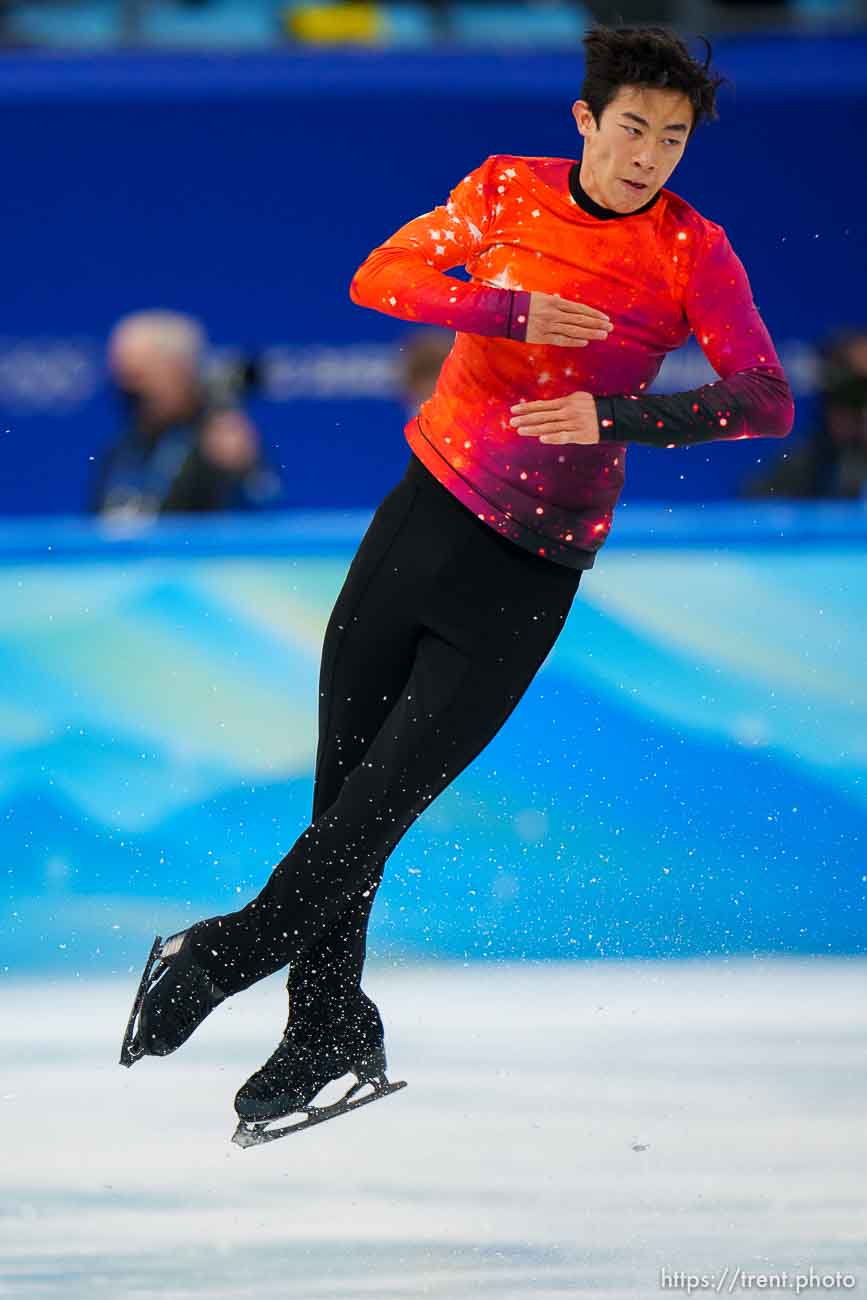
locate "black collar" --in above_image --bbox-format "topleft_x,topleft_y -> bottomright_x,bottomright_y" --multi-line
568,162 -> 660,220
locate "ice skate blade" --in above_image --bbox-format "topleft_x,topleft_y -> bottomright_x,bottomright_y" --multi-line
231,1076 -> 407,1149
118,935 -> 163,1068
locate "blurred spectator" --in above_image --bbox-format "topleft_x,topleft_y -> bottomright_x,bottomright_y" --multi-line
740,329 -> 867,500
397,327 -> 453,420
92,310 -> 281,519
282,0 -> 451,44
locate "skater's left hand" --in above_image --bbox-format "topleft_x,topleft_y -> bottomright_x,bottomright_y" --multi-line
509,391 -> 600,445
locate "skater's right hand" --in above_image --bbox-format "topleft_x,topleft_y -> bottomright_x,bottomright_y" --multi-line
524,293 -> 614,348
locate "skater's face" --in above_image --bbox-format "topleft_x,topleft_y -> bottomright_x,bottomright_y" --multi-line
572,85 -> 693,214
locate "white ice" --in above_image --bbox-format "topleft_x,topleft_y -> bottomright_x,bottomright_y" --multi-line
1,957 -> 865,1299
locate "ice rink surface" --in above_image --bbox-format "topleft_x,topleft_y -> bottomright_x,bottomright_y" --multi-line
2,957 -> 865,1299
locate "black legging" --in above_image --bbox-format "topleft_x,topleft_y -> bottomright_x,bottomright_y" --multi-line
191,452 -> 583,1002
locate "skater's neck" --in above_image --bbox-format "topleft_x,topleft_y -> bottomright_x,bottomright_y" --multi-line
568,162 -> 660,221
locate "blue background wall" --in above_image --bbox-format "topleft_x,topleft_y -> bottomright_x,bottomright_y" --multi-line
1,34 -> 865,516
4,504 -> 865,974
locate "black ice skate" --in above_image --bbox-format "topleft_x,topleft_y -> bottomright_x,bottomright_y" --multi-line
231,992 -> 406,1148
119,927 -> 227,1067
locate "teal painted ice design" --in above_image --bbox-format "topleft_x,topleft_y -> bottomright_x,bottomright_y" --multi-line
1,512 -> 865,969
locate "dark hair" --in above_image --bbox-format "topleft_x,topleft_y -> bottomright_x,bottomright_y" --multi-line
581,24 -> 728,137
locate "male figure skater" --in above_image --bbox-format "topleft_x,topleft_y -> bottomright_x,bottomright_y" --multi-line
120,25 -> 794,1140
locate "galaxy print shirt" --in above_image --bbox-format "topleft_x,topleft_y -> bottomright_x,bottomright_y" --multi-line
350,154 -> 794,570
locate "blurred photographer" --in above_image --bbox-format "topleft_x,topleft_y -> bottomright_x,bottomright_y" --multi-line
741,329 -> 867,501
397,326 -> 453,418
92,310 -> 281,519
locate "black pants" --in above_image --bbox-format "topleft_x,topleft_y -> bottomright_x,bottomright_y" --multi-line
192,453 -> 582,1009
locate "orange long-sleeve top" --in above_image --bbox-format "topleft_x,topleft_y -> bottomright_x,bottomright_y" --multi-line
350,153 -> 794,570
